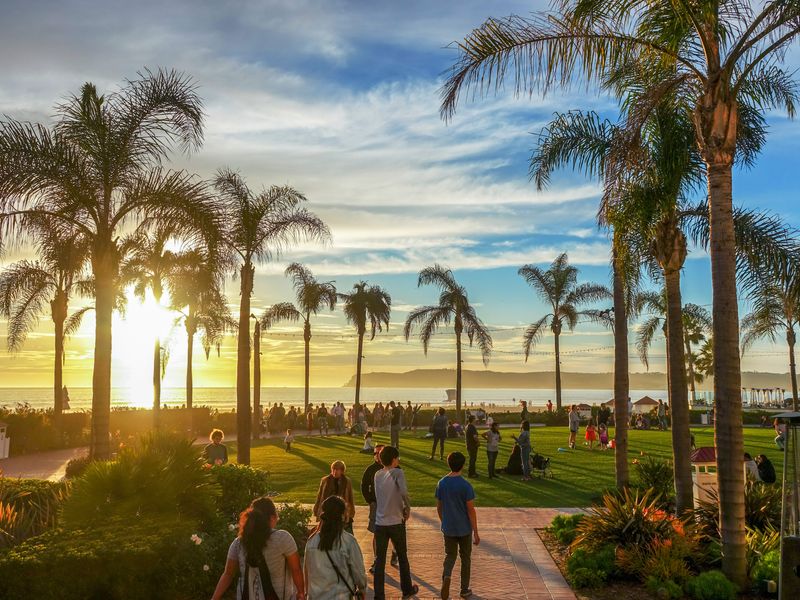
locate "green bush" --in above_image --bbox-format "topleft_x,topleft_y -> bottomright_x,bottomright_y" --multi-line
550,513 -> 584,545
566,545 -> 617,588
0,478 -> 68,545
646,576 -> 684,599
64,454 -> 93,479
210,463 -> 271,521
616,538 -> 695,584
746,526 -> 780,578
685,571 -> 738,600
278,501 -> 313,555
0,404 -> 90,456
751,549 -> 780,583
633,456 -> 675,505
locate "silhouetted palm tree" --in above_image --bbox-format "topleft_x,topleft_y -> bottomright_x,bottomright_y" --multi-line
214,171 -> 329,465
261,263 -> 337,416
0,69 -> 218,458
519,254 -> 610,410
0,218 -> 90,421
404,265 -> 492,422
340,282 -> 392,412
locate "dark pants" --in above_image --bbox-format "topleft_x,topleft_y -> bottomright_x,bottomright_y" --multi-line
431,433 -> 446,458
487,450 -> 498,477
374,523 -> 414,599
443,534 -> 472,592
391,424 -> 400,448
467,445 -> 478,476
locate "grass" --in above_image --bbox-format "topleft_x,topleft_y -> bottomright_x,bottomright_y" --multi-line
226,426 -> 783,508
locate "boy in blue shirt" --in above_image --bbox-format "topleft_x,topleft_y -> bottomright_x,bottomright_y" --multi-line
436,451 -> 480,599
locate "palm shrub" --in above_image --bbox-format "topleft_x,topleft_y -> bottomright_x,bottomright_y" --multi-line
0,478 -> 68,544
632,456 -> 675,506
692,482 -> 781,538
746,526 -> 780,580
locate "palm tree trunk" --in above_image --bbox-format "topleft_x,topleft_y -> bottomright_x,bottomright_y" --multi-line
787,328 -> 798,412
152,337 -> 161,429
185,314 -> 195,410
355,332 -> 364,413
554,330 -> 562,410
707,160 -> 746,585
456,331 -> 463,423
304,319 -> 311,413
51,291 -> 67,425
685,336 -> 698,406
236,262 -> 254,465
612,246 -> 629,489
90,245 -> 114,460
664,270 -> 693,514
253,320 -> 261,441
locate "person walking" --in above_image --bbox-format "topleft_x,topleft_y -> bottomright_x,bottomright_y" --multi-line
465,415 -> 479,478
568,405 -> 580,449
430,407 -> 448,460
481,422 -> 501,478
304,495 -> 367,600
212,497 -> 306,600
318,403 -> 330,437
389,401 -> 402,448
203,429 -> 229,465
404,401 -> 414,431
436,451 -> 480,600
313,460 -> 356,534
360,445 -> 398,573
513,421 -> 532,481
373,446 -> 419,600
657,399 -> 667,431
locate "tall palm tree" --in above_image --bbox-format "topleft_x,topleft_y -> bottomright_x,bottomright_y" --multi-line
340,282 -> 392,413
0,218 -> 90,421
683,306 -> 712,406
440,4 -> 800,580
404,265 -> 492,423
519,253 -> 610,410
214,172 -> 329,465
741,266 -> 800,411
261,263 -> 337,416
0,69 -> 218,459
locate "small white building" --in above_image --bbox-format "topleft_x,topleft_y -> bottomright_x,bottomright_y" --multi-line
0,421 -> 9,459
633,396 -> 660,414
691,446 -> 719,507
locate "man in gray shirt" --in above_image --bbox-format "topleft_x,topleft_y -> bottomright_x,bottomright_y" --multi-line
373,446 -> 419,600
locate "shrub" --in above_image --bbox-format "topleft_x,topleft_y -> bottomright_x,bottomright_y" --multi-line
566,545 -> 617,588
64,454 -> 92,479
692,481 -> 781,538
550,513 -> 584,545
0,404 -> 90,456
685,571 -> 738,600
278,501 -> 313,555
746,526 -> 780,578
0,478 -> 68,542
646,576 -> 684,599
751,549 -> 780,584
616,538 -> 695,584
633,456 -> 675,505
210,463 -> 271,521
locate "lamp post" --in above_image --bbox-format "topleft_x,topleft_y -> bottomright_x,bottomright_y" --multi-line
776,411 -> 800,599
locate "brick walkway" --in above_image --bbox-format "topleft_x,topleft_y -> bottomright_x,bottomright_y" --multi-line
353,507 -> 579,600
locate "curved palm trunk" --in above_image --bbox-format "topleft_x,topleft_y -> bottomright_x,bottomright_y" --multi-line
236,263 -> 254,465
304,319 -> 311,413
553,329 -> 562,410
152,337 -> 161,428
685,336 -> 698,406
787,328 -> 798,412
354,332 -> 364,414
253,320 -> 261,441
612,247 -> 629,489
664,270 -> 693,513
51,291 -> 67,425
456,331 -> 463,423
185,312 -> 196,409
90,245 -> 114,460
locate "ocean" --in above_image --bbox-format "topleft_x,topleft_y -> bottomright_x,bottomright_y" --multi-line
0,387 -> 673,412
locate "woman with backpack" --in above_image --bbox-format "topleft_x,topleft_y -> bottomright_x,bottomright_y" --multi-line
304,495 -> 367,599
212,496 -> 306,600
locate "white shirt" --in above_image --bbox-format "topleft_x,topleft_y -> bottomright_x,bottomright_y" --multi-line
303,531 -> 367,600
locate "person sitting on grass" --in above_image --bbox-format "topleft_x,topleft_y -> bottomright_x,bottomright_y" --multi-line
498,443 -> 523,476
284,429 -> 295,453
512,420 -> 532,481
756,454 -> 777,484
203,429 -> 228,465
361,431 -> 375,454
314,460 -> 356,534
212,496 -> 305,600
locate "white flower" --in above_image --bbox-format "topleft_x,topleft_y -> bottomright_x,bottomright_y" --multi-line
296,522 -> 302,528
190,534 -> 202,545
203,564 -> 210,572
228,524 -> 236,531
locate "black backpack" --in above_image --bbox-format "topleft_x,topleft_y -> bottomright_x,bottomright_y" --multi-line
242,551 -> 280,600
758,458 -> 776,484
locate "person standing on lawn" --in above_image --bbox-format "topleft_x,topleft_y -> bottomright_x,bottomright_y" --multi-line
360,444 -> 398,572
568,405 -> 580,449
430,407 -> 448,460
389,401 -> 402,448
313,460 -> 356,534
436,451 -> 480,600
465,415 -> 479,478
481,421 -> 501,478
203,429 -> 229,465
373,446 -> 419,600
512,420 -> 532,481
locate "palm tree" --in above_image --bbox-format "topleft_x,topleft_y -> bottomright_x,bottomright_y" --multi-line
261,263 -> 337,416
214,172 -> 329,465
404,265 -> 492,422
0,218 -> 90,422
519,253 -> 610,410
741,266 -> 800,411
683,306 -> 712,406
0,69 -> 218,459
340,282 -> 392,413
440,4 -> 800,580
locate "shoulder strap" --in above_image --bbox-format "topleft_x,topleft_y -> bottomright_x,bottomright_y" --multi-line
256,546 -> 280,600
325,548 -> 357,596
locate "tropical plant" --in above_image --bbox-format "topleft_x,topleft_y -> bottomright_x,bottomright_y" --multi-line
261,263 -> 337,416
0,217 -> 90,421
518,253 -> 609,410
339,281 -> 392,412
404,265 -> 492,422
742,264 -> 800,410
440,1 -> 800,582
695,337 -> 715,380
746,526 -> 780,580
632,455 -> 675,505
686,570 -> 738,600
0,478 -> 68,546
214,170 -> 329,464
692,481 -> 782,538
0,69 -> 219,459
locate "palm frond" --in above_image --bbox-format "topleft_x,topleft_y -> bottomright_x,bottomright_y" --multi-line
64,306 -> 93,338
636,315 -> 664,369
522,314 -> 551,361
261,302 -> 302,329
0,261 -> 55,351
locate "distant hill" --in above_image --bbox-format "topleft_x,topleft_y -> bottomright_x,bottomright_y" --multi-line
343,369 -> 796,390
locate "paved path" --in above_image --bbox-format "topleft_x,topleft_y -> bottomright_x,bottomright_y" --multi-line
353,507 -> 578,600
0,446 -> 87,480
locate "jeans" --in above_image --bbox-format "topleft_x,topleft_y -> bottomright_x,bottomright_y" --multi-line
487,450 -> 498,477
374,523 -> 414,599
391,424 -> 400,448
443,534 -> 472,592
467,445 -> 478,476
318,417 -> 328,434
431,433 -> 446,458
521,446 -> 531,478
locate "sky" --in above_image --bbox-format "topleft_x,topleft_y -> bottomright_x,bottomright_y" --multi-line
1,0 -> 799,391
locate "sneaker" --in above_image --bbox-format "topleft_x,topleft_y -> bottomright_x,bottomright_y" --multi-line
441,576 -> 451,599
459,589 -> 473,598
402,584 -> 419,599
390,552 -> 399,568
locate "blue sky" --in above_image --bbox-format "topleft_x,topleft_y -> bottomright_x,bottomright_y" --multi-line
1,0 -> 799,387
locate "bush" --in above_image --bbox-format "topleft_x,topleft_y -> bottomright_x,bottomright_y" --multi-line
693,481 -> 781,538
0,478 -> 68,545
64,454 -> 92,479
550,513 -> 584,545
751,549 -> 780,584
210,463 -> 271,521
685,571 -> 737,600
616,538 -> 696,584
278,501 -> 313,555
646,576 -> 684,599
746,526 -> 780,578
566,545 -> 617,588
0,404 -> 90,456
633,456 -> 675,505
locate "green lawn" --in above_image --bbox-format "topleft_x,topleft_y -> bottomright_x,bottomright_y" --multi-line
226,426 -> 783,508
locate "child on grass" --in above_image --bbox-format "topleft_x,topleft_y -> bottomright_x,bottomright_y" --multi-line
361,431 -> 375,454
585,421 -> 597,450
284,428 -> 295,452
598,423 -> 609,450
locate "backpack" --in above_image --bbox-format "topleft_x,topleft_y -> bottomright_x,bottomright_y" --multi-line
242,549 -> 280,600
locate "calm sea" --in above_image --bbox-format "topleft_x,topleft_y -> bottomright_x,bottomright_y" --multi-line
0,387 -> 671,411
